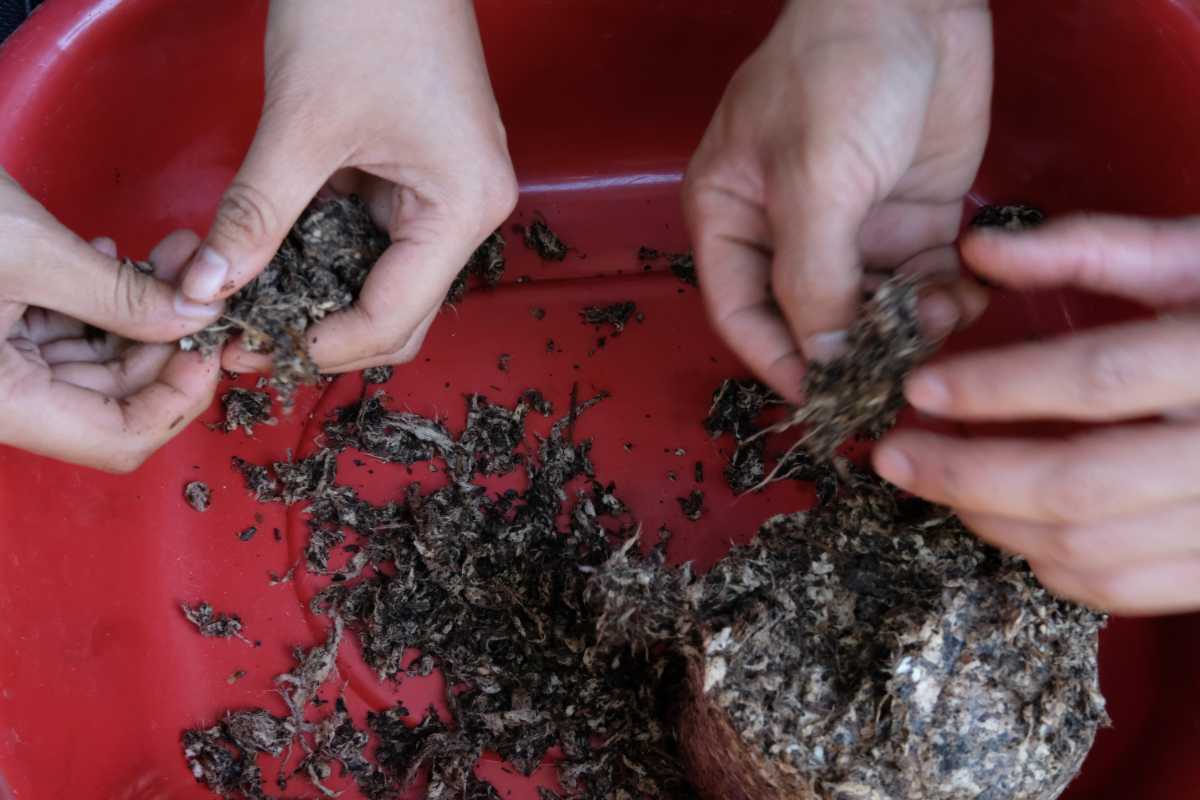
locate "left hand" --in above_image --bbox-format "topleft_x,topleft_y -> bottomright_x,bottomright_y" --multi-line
874,213 -> 1200,616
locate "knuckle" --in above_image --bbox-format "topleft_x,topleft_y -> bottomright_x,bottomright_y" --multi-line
214,182 -> 278,248
1073,572 -> 1127,613
1048,525 -> 1095,567
103,447 -> 149,475
1076,343 -> 1137,407
1038,461 -> 1103,524
484,168 -> 519,222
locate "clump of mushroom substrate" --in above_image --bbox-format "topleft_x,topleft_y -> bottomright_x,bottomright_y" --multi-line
180,196 -> 508,409
590,469 -> 1108,800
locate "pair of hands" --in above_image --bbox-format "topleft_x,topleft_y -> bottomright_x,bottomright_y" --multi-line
3,0 -> 1195,614
685,0 -> 1200,615
1,0 -> 515,469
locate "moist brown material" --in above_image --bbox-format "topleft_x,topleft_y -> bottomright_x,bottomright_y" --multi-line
180,196 -> 389,408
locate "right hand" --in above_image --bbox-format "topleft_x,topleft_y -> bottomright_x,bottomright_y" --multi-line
0,169 -> 223,472
178,0 -> 518,376
683,0 -> 993,401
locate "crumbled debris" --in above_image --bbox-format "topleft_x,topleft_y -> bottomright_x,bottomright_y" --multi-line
185,358 -> 1103,800
180,196 -> 390,408
237,526 -> 257,542
752,277 -> 927,472
181,602 -> 249,643
190,388 -> 693,799
276,616 -> 344,723
182,726 -> 267,799
227,670 -> 247,685
324,392 -> 455,465
703,379 -> 791,494
580,301 -> 637,332
676,489 -> 705,521
268,565 -> 297,587
591,470 -> 1108,800
232,457 -> 280,503
530,306 -> 546,320
184,481 -> 211,512
971,203 -> 1046,230
640,246 -> 698,286
497,353 -> 511,372
447,230 -> 507,304
212,389 -> 275,435
520,215 -> 569,261
362,365 -> 393,385
694,461 -> 704,483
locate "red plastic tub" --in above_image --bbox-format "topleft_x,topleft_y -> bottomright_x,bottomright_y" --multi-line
1,1 -> 1199,798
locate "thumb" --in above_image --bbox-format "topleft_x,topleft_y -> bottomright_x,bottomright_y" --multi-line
768,152 -> 874,363
962,213 -> 1200,307
178,109 -> 331,304
5,226 -> 223,343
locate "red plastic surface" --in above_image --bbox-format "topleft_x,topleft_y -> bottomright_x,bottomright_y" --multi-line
1,1 -> 1200,798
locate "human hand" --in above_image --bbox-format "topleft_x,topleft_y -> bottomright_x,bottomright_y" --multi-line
684,0 -> 993,401
177,0 -> 517,375
0,169 -> 222,472
874,214 -> 1200,615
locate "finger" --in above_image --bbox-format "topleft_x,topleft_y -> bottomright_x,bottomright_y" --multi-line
221,341 -> 272,375
874,424 -> 1200,524
11,230 -> 223,341
683,176 -> 805,402
179,105 -> 332,304
330,306 -> 440,373
859,199 -> 962,268
51,343 -> 174,397
896,246 -> 990,341
301,214 -> 477,371
40,335 -> 127,365
0,350 -> 219,473
90,237 -> 118,258
147,229 -> 202,284
958,500 -> 1200,573
906,313 -> 1200,422
962,213 -> 1200,306
17,306 -> 88,346
768,150 -> 874,361
1031,558 -> 1200,617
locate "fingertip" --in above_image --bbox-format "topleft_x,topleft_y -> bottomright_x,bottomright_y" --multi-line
916,290 -> 960,342
873,441 -> 915,489
148,229 -> 202,283
904,367 -> 951,414
180,245 -> 233,302
801,330 -> 849,363
90,236 -> 118,258
221,342 -> 272,374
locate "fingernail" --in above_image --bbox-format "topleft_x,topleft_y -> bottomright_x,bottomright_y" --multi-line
918,292 -> 960,340
874,445 -> 914,488
905,369 -> 951,413
174,290 -> 224,320
803,330 -> 849,363
181,246 -> 230,302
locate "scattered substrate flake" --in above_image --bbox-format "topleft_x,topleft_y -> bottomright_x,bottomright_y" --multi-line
521,216 -> 569,261
971,203 -> 1046,230
580,301 -> 636,332
447,230 -> 507,304
362,365 -> 393,385
184,481 -> 211,512
213,389 -> 275,435
181,602 -> 247,641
